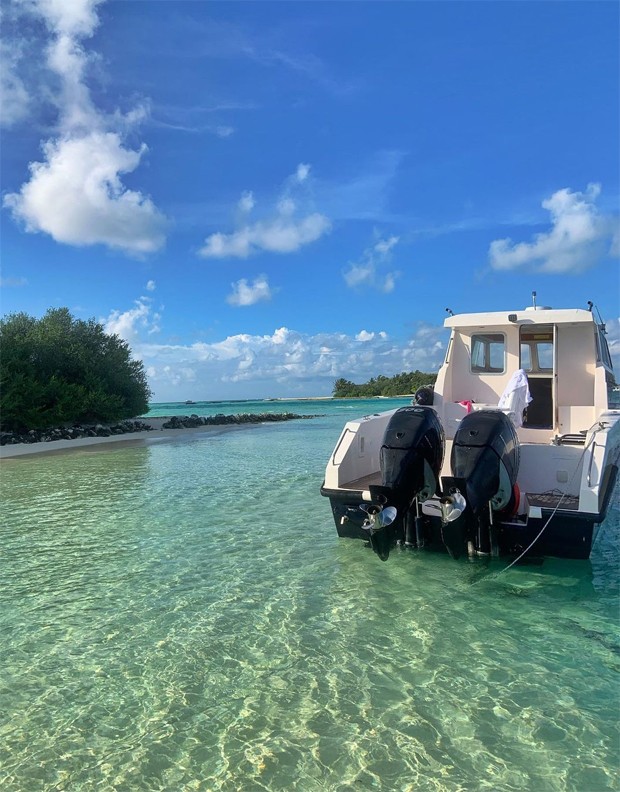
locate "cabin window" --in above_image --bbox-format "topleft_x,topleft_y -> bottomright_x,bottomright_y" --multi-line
471,333 -> 505,373
607,373 -> 620,408
520,327 -> 553,374
596,327 -> 613,370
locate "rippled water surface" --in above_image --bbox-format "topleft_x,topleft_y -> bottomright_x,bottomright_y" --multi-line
1,400 -> 619,791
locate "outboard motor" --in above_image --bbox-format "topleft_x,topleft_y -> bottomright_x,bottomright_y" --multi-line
365,406 -> 444,560
413,385 -> 434,406
448,410 -> 520,555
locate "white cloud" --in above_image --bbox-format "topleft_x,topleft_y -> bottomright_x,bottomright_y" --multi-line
374,235 -> 399,255
146,279 -> 156,291
489,184 -> 615,274
199,164 -> 331,259
103,297 -> 160,346
343,234 -> 400,292
5,132 -> 167,253
296,163 -> 310,183
4,0 -> 167,254
200,212 -> 330,259
36,0 -> 103,38
271,327 -> 289,344
227,275 -> 272,306
238,191 -> 255,213
344,262 -> 374,289
109,290 -> 447,400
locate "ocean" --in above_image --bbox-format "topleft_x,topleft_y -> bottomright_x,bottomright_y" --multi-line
1,398 -> 619,791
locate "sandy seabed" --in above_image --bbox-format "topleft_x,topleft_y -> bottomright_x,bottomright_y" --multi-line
0,418 -> 257,461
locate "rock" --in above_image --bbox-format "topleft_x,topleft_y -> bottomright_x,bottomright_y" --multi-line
0,411 -> 324,447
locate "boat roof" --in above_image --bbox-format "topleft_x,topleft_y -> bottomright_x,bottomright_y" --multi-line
444,307 -> 597,329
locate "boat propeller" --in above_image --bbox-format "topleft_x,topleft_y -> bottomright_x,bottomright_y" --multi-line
360,504 -> 397,562
439,490 -> 467,525
360,503 -> 397,532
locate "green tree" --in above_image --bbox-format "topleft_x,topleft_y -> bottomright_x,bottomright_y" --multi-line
332,370 -> 437,398
0,308 -> 151,431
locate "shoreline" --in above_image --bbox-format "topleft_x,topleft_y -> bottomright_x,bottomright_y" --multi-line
0,418 -> 261,461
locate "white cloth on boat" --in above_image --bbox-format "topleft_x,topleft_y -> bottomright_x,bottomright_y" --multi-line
498,369 -> 533,427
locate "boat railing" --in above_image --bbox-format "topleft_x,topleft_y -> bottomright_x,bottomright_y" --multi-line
553,433 -> 587,446
331,428 -> 355,466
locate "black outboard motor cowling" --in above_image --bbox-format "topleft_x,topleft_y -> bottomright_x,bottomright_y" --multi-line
374,406 -> 444,509
450,410 -> 520,515
366,406 -> 444,560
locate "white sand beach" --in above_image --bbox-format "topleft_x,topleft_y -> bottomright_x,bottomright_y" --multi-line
0,418 -> 258,460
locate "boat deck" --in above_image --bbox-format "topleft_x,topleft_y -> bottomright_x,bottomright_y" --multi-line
337,480 -> 582,514
341,472 -> 382,491
526,493 -> 580,511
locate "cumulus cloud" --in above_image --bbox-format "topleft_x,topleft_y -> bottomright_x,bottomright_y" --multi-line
5,133 -> 166,252
227,275 -> 272,306
200,212 -> 330,259
356,330 -> 388,342
343,235 -> 400,292
37,0 -> 103,37
104,297 -> 161,345
146,279 -> 156,291
199,164 -> 331,259
3,0 -> 167,254
489,184 -> 616,273
140,320 -> 446,400
107,290 -> 447,400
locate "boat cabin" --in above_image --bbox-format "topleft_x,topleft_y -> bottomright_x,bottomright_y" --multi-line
434,306 -> 615,444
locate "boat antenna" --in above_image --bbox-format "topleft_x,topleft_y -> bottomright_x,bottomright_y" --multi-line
445,307 -> 454,316
531,290 -> 537,310
595,305 -> 606,332
587,300 -> 606,331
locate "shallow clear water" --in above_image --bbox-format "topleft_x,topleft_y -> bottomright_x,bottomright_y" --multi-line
1,400 -> 619,791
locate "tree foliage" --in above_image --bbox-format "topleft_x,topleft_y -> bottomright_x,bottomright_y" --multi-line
332,371 -> 437,398
0,308 -> 151,431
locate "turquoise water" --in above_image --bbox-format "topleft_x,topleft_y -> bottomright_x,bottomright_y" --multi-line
1,399 -> 619,791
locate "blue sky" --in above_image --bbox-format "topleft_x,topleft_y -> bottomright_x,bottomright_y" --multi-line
1,0 -> 618,402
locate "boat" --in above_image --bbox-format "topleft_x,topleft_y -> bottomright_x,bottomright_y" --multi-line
320,298 -> 620,561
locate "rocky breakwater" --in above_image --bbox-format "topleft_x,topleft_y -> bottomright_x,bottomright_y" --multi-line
161,412 -> 320,429
0,420 -> 153,446
0,413 -> 322,446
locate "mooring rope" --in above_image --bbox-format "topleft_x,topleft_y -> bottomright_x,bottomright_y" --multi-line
495,427 -> 602,575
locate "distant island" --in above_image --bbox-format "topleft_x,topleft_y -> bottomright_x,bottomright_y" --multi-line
332,371 -> 437,398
